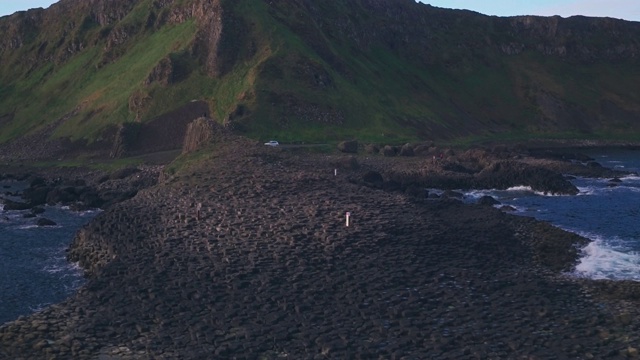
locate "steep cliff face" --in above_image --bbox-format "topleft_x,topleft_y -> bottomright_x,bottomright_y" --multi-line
0,0 -> 242,73
504,16 -> 640,61
1,0 -> 640,161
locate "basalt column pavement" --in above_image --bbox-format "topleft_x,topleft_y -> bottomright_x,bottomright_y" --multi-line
1,142 -> 639,359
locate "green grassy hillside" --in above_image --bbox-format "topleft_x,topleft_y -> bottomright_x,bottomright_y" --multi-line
1,0 -> 640,160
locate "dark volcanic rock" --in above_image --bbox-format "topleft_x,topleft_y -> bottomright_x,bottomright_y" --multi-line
1,139 -> 639,360
362,170 -> 383,186
21,186 -> 51,206
337,140 -> 358,153
478,195 -> 500,206
46,187 -> 78,205
382,179 -> 401,191
333,156 -> 360,171
475,160 -> 578,195
77,189 -> 104,208
36,217 -> 57,226
29,177 -> 47,188
98,189 -> 138,209
31,206 -> 45,215
109,167 -> 141,180
381,145 -> 397,157
3,199 -> 32,211
442,190 -> 464,199
364,143 -> 379,154
399,143 -> 415,156
404,184 -> 427,198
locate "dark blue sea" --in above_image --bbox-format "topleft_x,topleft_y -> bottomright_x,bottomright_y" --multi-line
0,180 -> 98,325
462,149 -> 640,281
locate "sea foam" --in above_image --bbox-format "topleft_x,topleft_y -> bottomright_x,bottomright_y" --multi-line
574,235 -> 640,282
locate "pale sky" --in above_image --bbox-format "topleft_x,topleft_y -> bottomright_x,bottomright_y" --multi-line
0,0 -> 638,22
0,0 -> 58,17
422,0 -> 640,21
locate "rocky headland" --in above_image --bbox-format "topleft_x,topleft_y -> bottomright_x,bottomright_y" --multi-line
1,138 -> 640,359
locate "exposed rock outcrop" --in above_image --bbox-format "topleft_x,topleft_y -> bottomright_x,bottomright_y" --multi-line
182,117 -> 221,154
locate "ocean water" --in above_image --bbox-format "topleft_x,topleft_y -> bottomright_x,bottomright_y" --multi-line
0,180 -> 98,325
462,149 -> 640,281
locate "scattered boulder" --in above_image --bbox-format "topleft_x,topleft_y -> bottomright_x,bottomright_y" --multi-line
573,153 -> 594,162
337,140 -> 358,154
399,143 -> 415,157
478,195 -> 500,206
364,144 -> 379,154
381,145 -> 397,157
22,186 -> 51,206
413,144 -> 431,156
3,199 -> 32,211
36,218 -> 57,227
78,189 -> 105,208
46,187 -> 77,205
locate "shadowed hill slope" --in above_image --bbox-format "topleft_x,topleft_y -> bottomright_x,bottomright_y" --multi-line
1,0 -> 640,160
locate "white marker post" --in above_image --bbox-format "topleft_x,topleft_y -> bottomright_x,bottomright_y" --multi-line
346,212 -> 351,227
334,169 -> 337,176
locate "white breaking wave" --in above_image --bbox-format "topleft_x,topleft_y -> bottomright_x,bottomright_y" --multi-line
576,186 -> 598,196
621,174 -> 640,181
505,185 -> 569,197
505,185 -> 534,192
463,189 -> 493,200
17,225 -> 40,230
28,303 -> 51,313
573,234 -> 640,282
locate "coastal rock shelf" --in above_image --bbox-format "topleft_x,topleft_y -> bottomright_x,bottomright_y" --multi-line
1,140 -> 640,359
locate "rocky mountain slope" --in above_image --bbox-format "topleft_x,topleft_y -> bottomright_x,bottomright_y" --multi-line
1,0 -> 640,160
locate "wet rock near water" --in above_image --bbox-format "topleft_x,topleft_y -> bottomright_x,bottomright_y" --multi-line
478,195 -> 500,206
0,165 -> 161,212
36,217 -> 57,227
2,199 -> 32,211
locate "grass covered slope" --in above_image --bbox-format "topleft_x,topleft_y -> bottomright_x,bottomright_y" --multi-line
1,0 -> 640,159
